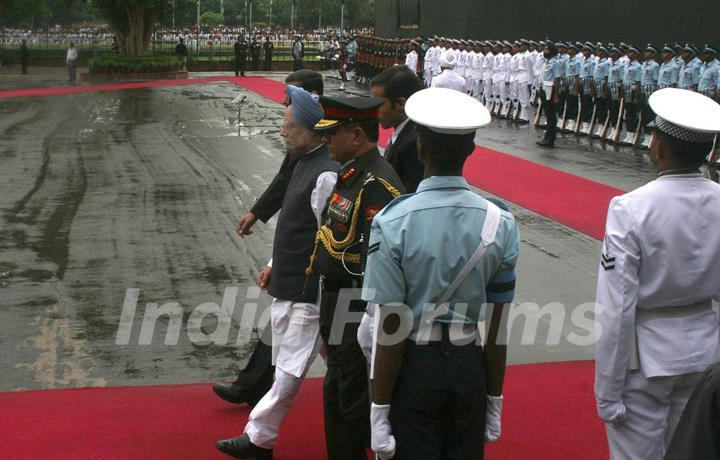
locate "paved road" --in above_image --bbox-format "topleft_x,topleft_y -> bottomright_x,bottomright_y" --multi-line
0,73 -> 659,391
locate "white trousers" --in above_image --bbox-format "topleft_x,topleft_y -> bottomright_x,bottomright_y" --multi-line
605,369 -> 703,460
424,66 -> 433,87
245,299 -> 322,449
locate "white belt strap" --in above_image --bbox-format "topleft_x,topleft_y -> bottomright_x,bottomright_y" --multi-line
431,201 -> 502,307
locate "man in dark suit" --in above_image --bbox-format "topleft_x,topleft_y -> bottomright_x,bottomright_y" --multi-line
213,70 -> 325,407
370,66 -> 425,193
234,36 -> 248,77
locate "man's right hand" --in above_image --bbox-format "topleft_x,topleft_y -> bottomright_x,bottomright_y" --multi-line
257,266 -> 272,290
236,212 -> 258,237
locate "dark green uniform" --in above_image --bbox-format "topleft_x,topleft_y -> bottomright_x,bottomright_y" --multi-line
310,148 -> 404,459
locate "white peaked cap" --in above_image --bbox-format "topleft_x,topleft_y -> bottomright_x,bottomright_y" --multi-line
649,88 -> 720,144
405,88 -> 492,135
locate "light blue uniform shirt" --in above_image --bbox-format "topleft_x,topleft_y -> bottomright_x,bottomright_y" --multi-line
566,55 -> 581,77
362,176 -> 520,331
579,56 -> 595,79
594,58 -> 611,81
543,56 -> 563,83
658,60 -> 680,87
698,60 -> 720,92
609,59 -> 625,83
640,60 -> 659,86
559,53 -> 570,75
679,58 -> 702,88
623,60 -> 642,85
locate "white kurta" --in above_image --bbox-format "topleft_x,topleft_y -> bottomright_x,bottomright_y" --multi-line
595,172 -> 720,459
245,168 -> 337,449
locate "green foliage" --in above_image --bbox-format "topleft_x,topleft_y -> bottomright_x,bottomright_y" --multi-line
200,11 -> 224,26
88,53 -> 181,73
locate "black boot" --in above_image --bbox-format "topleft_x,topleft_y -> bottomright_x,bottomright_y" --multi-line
536,137 -> 555,148
216,434 -> 273,459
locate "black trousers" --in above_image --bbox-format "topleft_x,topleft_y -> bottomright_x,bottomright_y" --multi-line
624,90 -> 640,132
235,57 -> 246,76
609,98 -> 622,126
293,59 -> 304,71
320,287 -> 370,460
391,339 -> 487,460
595,97 -> 609,126
541,90 -> 558,141
565,93 -> 579,121
580,92 -> 594,123
640,93 -> 655,132
233,321 -> 274,391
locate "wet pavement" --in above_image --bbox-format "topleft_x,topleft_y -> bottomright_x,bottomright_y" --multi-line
0,71 -> 660,391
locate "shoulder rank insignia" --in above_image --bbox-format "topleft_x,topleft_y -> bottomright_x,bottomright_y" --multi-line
339,168 -> 357,182
601,252 -> 616,271
327,193 -> 353,224
365,205 -> 381,222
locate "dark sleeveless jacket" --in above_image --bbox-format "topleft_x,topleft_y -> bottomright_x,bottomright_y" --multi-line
268,144 -> 339,302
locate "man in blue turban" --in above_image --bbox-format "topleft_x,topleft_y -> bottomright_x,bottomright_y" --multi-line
216,85 -> 340,459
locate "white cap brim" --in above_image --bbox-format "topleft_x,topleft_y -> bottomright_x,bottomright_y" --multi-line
649,88 -> 720,133
406,88 -> 492,135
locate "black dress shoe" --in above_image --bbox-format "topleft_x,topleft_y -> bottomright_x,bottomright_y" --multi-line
212,382 -> 265,407
536,138 -> 555,148
216,434 -> 273,459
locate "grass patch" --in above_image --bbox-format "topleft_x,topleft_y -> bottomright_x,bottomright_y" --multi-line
88,53 -> 182,74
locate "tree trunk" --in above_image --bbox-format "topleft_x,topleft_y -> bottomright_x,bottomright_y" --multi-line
117,3 -> 162,56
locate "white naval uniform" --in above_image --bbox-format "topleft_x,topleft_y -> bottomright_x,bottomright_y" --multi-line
517,50 -> 532,120
482,51 -> 495,108
434,47 -> 446,77
595,171 -> 720,460
245,170 -> 337,449
424,47 -> 436,87
405,50 -> 418,75
469,51 -> 484,100
457,49 -> 469,79
431,68 -> 467,93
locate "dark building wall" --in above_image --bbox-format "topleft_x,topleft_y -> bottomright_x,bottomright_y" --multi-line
376,0 -> 720,46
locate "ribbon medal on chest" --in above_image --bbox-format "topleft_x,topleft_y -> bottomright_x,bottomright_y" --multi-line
327,192 -> 353,224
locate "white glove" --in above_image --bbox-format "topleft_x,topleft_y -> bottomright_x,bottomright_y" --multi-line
370,403 -> 396,459
357,312 -> 374,362
485,395 -> 503,442
597,399 -> 627,425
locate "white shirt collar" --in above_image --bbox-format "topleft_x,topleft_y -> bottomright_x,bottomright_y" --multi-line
391,118 -> 410,145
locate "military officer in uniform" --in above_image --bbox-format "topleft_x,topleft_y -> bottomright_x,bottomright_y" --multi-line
658,45 -> 680,90
309,96 -> 406,460
595,87 -> 720,460
363,87 -> 520,459
431,50 -> 467,93
678,45 -> 701,91
606,46 -> 626,142
564,43 -> 582,133
537,41 -> 563,147
698,45 -> 719,98
592,46 -> 611,138
639,45 -> 660,149
578,44 -> 596,136
620,46 -> 642,145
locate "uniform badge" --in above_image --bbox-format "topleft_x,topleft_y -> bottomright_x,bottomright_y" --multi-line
327,193 -> 353,224
368,241 -> 381,255
365,205 -> 381,222
601,252 -> 616,271
339,168 -> 357,182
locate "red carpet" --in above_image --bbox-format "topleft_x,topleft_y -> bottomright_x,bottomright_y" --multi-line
0,76 -> 286,102
0,361 -> 607,459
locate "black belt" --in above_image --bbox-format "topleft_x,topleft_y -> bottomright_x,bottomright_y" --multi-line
409,323 -> 480,357
321,276 -> 361,292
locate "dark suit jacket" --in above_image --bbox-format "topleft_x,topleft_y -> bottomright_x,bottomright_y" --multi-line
250,153 -> 301,223
384,119 -> 424,193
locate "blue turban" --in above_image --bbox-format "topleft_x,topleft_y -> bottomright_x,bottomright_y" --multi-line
286,85 -> 323,131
